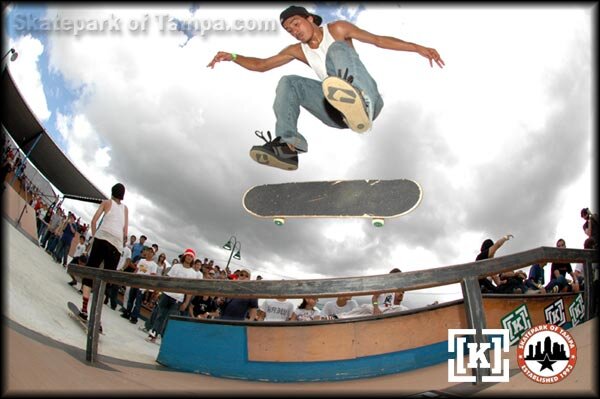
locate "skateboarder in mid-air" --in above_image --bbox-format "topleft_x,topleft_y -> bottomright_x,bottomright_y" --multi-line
207,5 -> 444,171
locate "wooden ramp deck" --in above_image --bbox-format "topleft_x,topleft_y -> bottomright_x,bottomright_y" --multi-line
5,317 -> 596,396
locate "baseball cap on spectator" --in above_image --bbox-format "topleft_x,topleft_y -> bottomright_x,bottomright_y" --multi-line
240,268 -> 251,277
183,248 -> 196,259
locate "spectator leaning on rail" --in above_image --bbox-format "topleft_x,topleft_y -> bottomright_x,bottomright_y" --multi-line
218,268 -> 259,321
321,295 -> 359,319
544,238 -> 575,293
475,234 -> 514,293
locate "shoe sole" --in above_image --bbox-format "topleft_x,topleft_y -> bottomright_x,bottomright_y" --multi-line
249,147 -> 298,171
322,76 -> 371,133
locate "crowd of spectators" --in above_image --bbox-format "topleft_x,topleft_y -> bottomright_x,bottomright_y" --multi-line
2,138 -> 57,209
476,207 -> 597,297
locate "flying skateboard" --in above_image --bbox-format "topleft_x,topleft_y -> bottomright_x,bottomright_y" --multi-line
242,179 -> 422,227
67,301 -> 105,335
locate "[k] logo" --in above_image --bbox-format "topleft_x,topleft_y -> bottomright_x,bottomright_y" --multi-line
544,299 -> 566,326
448,329 -> 510,382
569,294 -> 585,326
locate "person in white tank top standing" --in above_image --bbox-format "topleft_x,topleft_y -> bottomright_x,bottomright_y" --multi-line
77,183 -> 129,331
208,5 -> 444,171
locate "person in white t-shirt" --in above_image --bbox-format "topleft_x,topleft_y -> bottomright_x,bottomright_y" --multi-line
67,235 -> 88,287
146,248 -> 198,343
147,252 -> 169,306
115,244 -> 134,313
291,297 -> 322,321
259,298 -> 295,321
72,235 -> 87,261
122,246 -> 158,324
321,295 -> 358,319
372,268 -> 402,315
336,290 -> 408,319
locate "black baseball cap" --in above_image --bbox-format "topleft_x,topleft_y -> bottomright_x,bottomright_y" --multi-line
280,6 -> 322,27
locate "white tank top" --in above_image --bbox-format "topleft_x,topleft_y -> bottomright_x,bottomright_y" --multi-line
301,24 -> 336,81
95,199 -> 125,251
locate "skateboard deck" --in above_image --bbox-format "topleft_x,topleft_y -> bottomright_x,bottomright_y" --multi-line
67,301 -> 105,335
243,179 -> 422,227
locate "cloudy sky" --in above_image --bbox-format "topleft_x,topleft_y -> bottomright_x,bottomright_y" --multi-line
3,4 -> 595,307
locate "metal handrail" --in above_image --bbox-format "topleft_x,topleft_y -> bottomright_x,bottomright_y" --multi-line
68,245 -> 598,384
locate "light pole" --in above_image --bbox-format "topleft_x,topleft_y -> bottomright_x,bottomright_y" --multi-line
2,48 -> 18,63
222,235 -> 241,271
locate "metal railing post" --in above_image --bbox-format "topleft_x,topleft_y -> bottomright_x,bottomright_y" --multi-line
583,260 -> 592,321
461,276 -> 490,384
85,274 -> 107,362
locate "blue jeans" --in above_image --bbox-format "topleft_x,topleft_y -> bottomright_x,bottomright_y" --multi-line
47,235 -> 59,252
38,222 -> 47,240
55,238 -> 72,265
545,275 -> 568,292
127,288 -> 144,319
149,293 -> 181,337
274,41 -> 384,152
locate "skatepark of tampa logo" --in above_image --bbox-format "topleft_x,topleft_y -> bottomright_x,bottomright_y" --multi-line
517,324 -> 577,384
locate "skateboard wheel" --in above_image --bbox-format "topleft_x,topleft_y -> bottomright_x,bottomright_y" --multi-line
372,218 -> 384,227
274,218 -> 285,226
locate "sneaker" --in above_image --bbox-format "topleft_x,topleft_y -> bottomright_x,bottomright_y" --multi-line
551,286 -> 559,293
249,130 -> 299,171
121,311 -> 131,319
78,311 -> 88,321
145,330 -> 157,342
67,280 -> 77,286
322,75 -> 372,133
129,317 -> 138,324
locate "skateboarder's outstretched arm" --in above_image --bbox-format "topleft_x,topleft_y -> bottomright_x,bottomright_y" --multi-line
207,44 -> 304,72
328,20 -> 445,68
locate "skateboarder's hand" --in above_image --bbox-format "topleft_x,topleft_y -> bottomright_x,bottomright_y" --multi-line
207,51 -> 234,68
416,45 -> 445,68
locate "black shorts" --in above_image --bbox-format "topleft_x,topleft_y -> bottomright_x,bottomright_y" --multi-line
81,238 -> 121,288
